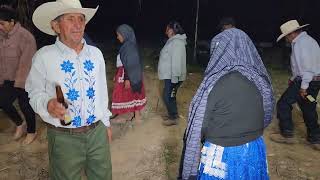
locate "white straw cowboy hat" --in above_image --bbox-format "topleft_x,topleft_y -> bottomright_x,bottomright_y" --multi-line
32,0 -> 98,36
276,20 -> 309,42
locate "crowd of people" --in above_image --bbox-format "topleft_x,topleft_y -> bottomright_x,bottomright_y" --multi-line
0,0 -> 320,179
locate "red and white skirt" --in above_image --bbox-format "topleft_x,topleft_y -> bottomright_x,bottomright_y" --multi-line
111,66 -> 147,114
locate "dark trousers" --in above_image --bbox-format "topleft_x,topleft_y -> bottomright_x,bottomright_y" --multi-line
0,81 -> 36,133
277,78 -> 320,138
163,79 -> 182,119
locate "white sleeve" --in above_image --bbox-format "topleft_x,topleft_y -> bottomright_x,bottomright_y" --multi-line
25,51 -> 60,127
295,40 -> 316,89
97,52 -> 112,127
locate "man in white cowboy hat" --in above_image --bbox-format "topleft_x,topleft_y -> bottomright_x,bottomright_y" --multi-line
25,0 -> 112,179
271,20 -> 320,150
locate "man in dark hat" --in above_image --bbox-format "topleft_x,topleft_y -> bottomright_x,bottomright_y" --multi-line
219,17 -> 236,31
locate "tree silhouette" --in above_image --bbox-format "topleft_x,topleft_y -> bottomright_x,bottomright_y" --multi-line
16,0 -> 35,32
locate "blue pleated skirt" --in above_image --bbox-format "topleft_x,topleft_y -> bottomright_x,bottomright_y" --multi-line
198,136 -> 269,180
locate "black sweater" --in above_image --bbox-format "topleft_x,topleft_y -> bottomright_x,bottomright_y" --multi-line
201,71 -> 264,147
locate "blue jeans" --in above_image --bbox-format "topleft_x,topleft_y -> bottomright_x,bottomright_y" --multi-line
163,79 -> 182,120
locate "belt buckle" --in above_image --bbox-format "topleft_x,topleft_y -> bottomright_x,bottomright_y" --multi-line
74,126 -> 88,134
85,125 -> 91,132
69,127 -> 83,134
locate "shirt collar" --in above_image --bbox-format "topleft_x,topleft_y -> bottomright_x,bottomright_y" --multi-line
55,37 -> 90,57
8,22 -> 20,37
0,22 -> 21,38
292,31 -> 307,44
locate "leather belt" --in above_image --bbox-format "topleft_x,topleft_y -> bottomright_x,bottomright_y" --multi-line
297,76 -> 320,81
46,121 -> 100,134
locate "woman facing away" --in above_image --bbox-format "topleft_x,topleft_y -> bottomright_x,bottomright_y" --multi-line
158,21 -> 187,126
111,24 -> 146,123
180,28 -> 275,180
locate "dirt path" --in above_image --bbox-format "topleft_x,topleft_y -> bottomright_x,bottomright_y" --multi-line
111,114 -> 167,180
109,60 -> 170,179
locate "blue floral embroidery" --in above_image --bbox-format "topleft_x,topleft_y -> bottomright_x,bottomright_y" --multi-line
60,60 -> 82,127
60,60 -> 74,73
66,88 -> 80,101
86,115 -> 96,124
84,60 -> 94,72
59,59 -> 97,127
84,59 -> 96,125
72,116 -> 82,127
86,87 -> 95,99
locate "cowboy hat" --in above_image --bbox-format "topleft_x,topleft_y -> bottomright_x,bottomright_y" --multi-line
276,20 -> 309,42
32,0 -> 98,36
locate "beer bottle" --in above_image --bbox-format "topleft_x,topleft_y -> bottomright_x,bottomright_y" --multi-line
55,85 -> 72,126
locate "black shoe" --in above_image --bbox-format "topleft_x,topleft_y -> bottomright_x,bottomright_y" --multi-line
280,130 -> 294,138
307,135 -> 320,144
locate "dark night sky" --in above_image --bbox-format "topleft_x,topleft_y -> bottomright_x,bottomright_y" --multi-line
3,0 -> 315,46
78,0 -> 320,44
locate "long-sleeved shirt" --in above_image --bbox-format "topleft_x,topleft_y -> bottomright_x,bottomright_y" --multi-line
290,32 -> 320,89
0,23 -> 37,88
25,38 -> 111,128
